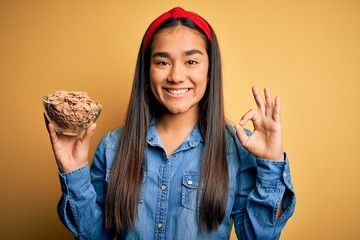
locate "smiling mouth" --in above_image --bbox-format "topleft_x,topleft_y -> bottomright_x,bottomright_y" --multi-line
165,88 -> 190,95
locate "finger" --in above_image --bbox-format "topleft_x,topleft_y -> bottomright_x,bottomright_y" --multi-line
47,122 -> 58,146
240,109 -> 259,126
273,96 -> 281,122
43,113 -> 50,133
252,86 -> 265,113
81,123 -> 97,148
235,123 -> 249,146
264,87 -> 273,116
44,113 -> 59,146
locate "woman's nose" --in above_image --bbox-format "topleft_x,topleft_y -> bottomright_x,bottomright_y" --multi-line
167,63 -> 185,83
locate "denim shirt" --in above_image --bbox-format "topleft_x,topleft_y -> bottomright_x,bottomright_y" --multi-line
57,122 -> 295,240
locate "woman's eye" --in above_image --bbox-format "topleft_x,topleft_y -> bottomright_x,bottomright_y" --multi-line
156,61 -> 169,66
187,60 -> 198,65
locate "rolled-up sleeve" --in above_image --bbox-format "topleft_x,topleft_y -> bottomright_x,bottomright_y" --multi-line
232,152 -> 296,240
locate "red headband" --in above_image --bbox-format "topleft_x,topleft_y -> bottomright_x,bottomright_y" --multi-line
144,7 -> 212,50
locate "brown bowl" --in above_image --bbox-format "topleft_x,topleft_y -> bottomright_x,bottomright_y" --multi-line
43,91 -> 102,136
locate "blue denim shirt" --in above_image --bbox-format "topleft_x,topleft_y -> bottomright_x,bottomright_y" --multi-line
57,122 -> 295,240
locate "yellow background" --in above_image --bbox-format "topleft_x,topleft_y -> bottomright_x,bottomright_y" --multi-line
1,0 -> 359,239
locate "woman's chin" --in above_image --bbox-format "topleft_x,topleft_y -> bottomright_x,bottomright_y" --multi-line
163,104 -> 199,116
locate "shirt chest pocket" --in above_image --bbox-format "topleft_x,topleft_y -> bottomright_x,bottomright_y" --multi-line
181,173 -> 202,211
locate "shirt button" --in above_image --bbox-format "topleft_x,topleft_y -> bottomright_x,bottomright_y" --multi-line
187,180 -> 193,185
283,172 -> 287,178
161,185 -> 167,190
157,223 -> 163,229
172,153 -> 177,157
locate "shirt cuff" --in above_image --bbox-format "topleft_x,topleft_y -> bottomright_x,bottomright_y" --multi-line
58,163 -> 91,198
256,153 -> 293,190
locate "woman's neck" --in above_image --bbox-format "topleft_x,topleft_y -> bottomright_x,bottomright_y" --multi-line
155,108 -> 199,156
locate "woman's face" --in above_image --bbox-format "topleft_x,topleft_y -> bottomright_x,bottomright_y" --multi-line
149,26 -> 209,116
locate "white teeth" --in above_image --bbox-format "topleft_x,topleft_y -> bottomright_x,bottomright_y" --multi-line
167,88 -> 189,95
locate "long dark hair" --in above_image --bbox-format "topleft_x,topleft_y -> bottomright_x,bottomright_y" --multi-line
105,17 -> 228,235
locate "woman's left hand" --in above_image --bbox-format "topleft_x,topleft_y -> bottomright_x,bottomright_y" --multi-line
235,86 -> 284,161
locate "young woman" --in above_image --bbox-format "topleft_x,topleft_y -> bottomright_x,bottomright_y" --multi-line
46,7 -> 295,239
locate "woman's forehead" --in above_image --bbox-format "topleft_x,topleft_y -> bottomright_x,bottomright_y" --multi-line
151,26 -> 207,52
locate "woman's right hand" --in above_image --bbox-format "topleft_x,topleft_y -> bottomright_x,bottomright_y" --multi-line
45,114 -> 97,173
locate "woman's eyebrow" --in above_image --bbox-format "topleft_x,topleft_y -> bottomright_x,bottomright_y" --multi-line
152,49 -> 204,58
152,52 -> 170,58
184,49 -> 203,56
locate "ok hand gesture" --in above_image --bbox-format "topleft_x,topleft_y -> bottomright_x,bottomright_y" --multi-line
235,86 -> 284,161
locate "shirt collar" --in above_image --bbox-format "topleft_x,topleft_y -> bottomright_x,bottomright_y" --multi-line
147,118 -> 204,150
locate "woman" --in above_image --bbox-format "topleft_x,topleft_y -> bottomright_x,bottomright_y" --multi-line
47,7 -> 295,239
